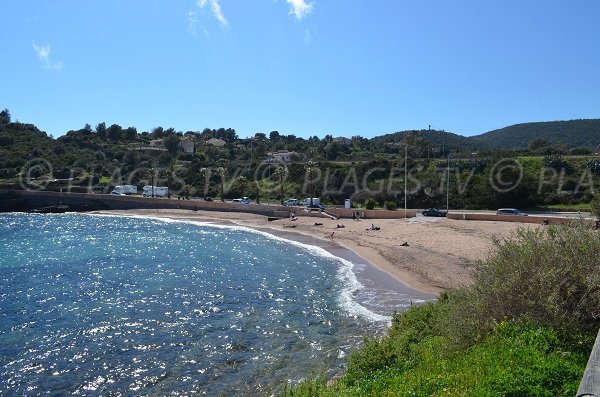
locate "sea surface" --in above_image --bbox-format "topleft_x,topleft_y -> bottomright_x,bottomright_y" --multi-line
0,213 -> 430,396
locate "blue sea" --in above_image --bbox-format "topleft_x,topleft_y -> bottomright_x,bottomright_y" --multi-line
0,213 -> 430,396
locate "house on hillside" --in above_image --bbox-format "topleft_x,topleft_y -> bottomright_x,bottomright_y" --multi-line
266,150 -> 297,163
205,138 -> 226,147
136,139 -> 167,151
332,136 -> 352,145
179,136 -> 195,153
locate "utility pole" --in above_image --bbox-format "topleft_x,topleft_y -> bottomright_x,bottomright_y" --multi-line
446,153 -> 450,213
405,146 -> 408,219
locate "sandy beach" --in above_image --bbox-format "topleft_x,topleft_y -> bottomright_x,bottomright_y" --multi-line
93,209 -> 536,294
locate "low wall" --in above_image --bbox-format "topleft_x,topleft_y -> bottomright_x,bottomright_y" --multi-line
0,189 -> 289,217
447,212 -> 574,225
328,208 -> 417,219
0,189 -> 422,220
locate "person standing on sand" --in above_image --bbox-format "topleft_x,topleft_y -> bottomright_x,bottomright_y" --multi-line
330,231 -> 335,240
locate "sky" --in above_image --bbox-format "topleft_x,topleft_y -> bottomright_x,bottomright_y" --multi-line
2,0 -> 600,139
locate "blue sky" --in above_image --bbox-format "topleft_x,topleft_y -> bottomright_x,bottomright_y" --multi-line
2,1 -> 600,139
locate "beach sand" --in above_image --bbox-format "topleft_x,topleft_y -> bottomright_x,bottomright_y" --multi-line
93,209 -> 537,294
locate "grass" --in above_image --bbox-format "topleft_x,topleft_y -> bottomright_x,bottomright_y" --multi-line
280,223 -> 600,396
281,308 -> 590,397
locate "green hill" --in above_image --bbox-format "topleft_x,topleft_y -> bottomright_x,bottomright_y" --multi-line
469,119 -> 600,150
372,129 -> 487,154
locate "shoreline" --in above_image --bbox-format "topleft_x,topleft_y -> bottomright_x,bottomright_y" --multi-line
91,209 -> 537,295
92,209 -> 439,295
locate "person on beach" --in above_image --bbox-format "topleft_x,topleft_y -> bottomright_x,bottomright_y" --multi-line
330,231 -> 335,240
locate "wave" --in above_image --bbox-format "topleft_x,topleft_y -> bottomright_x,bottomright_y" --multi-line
86,213 -> 391,324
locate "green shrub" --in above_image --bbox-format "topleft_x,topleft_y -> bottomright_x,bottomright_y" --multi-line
452,223 -> 600,342
590,195 -> 600,218
364,198 -> 377,210
383,200 -> 397,210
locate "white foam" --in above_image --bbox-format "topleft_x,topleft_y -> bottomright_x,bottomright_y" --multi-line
85,213 -> 391,323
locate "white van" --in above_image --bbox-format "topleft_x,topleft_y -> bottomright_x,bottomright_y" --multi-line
111,185 -> 137,195
142,186 -> 169,197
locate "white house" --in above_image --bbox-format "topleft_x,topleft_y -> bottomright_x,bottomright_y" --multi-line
332,136 -> 352,145
266,150 -> 297,163
179,136 -> 195,153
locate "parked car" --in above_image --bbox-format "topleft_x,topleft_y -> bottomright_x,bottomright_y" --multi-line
422,208 -> 447,217
283,199 -> 300,206
232,197 -> 251,204
496,208 -> 528,216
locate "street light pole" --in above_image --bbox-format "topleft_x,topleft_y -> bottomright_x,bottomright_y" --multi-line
446,153 -> 450,213
404,146 -> 407,219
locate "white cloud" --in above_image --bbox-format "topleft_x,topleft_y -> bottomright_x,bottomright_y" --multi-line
32,42 -> 63,71
187,9 -> 200,35
286,0 -> 314,20
197,0 -> 228,27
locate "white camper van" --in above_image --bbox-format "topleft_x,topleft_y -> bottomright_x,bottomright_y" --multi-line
303,197 -> 321,206
142,185 -> 169,197
111,185 -> 138,195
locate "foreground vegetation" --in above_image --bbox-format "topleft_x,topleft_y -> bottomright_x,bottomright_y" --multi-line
282,223 -> 600,396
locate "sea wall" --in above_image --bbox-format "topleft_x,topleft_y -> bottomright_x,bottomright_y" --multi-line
447,212 -> 574,225
0,189 -> 287,217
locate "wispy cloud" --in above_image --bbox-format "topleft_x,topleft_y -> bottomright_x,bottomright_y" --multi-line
197,0 -> 228,27
286,0 -> 314,21
32,42 -> 63,71
187,9 -> 200,36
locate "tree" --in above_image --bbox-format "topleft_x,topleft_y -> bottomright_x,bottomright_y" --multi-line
216,167 -> 226,201
324,142 -> 340,161
269,131 -> 280,141
164,134 -> 180,159
304,160 -> 319,206
0,109 -> 11,125
146,162 -> 158,197
125,127 -> 137,141
273,166 -> 289,204
234,176 -> 250,198
95,122 -> 107,139
107,124 -> 122,141
151,127 -> 164,139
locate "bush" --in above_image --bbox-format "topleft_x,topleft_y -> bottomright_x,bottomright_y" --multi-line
450,223 -> 600,344
364,198 -> 377,210
590,195 -> 600,218
383,200 -> 397,210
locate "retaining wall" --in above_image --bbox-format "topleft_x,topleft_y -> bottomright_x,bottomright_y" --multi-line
447,212 -> 575,225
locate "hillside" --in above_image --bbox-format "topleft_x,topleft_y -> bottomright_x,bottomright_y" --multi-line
372,129 -> 487,154
470,119 -> 600,150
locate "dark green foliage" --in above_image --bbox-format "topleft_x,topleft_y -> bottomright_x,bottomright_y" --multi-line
587,159 -> 600,175
364,197 -> 377,209
471,119 -> 600,150
383,200 -> 397,210
163,134 -> 180,158
543,154 -> 567,171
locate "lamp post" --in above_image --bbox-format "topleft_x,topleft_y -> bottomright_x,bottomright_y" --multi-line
446,153 -> 450,213
404,146 -> 408,219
